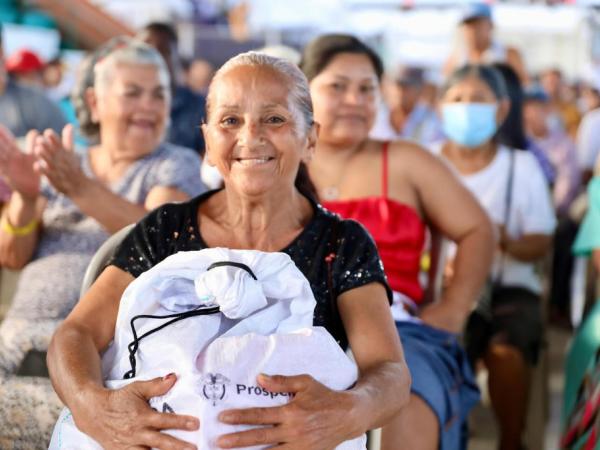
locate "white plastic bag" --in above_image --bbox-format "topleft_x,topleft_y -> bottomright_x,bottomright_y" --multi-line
50,248 -> 366,449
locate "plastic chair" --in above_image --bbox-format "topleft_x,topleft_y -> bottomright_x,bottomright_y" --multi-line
79,223 -> 134,296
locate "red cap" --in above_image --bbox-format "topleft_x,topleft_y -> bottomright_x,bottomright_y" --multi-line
6,49 -> 45,73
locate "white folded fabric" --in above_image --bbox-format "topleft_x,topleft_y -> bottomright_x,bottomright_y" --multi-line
50,248 -> 366,450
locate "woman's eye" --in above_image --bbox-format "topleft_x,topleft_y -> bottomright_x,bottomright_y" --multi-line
266,116 -> 285,124
221,117 -> 239,126
330,83 -> 345,92
360,85 -> 376,94
124,90 -> 140,98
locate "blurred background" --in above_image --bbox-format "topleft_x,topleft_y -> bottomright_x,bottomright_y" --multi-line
1,1 -> 600,449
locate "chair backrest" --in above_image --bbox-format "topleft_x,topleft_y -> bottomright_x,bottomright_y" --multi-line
422,229 -> 448,306
79,223 -> 135,296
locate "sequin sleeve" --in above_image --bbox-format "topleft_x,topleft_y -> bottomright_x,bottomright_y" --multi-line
108,199 -> 203,278
334,219 -> 393,304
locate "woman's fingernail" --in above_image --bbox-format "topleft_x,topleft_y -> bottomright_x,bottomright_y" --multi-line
163,372 -> 176,381
217,436 -> 231,447
219,412 -> 232,422
186,419 -> 199,430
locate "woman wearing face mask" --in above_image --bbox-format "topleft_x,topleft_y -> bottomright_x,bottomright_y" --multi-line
303,34 -> 494,450
436,64 -> 556,450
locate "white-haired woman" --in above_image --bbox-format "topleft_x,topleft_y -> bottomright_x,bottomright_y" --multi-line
47,51 -> 410,450
0,38 -> 205,447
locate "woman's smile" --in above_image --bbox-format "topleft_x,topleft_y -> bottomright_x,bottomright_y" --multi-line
233,156 -> 276,167
128,117 -> 157,131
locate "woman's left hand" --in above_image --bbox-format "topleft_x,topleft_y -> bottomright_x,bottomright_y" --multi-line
419,300 -> 466,334
217,373 -> 359,449
34,125 -> 88,196
497,225 -> 510,252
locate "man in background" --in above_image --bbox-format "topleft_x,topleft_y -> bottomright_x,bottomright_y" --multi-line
370,66 -> 442,147
0,25 -> 66,137
0,24 -> 66,202
540,68 -> 581,138
444,3 -> 529,85
186,57 -> 214,96
137,22 -> 206,155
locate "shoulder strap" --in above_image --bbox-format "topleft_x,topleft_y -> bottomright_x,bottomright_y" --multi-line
503,149 -> 516,227
382,142 -> 389,198
494,149 -> 516,285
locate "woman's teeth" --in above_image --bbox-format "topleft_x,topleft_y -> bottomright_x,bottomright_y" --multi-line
236,157 -> 272,166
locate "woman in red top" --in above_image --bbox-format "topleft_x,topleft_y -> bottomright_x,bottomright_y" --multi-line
302,34 -> 494,450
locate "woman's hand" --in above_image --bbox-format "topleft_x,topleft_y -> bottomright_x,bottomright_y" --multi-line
73,374 -> 200,450
0,125 -> 40,200
497,224 -> 552,262
217,374 -> 360,449
419,300 -> 466,334
33,125 -> 88,196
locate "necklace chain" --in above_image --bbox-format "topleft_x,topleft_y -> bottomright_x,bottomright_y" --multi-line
317,144 -> 364,201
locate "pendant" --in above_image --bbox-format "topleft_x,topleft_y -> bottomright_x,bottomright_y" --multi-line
321,186 -> 339,201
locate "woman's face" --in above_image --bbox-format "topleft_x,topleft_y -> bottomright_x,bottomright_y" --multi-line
309,52 -> 378,147
202,65 -> 316,198
442,75 -> 498,106
91,63 -> 169,158
440,75 -> 506,148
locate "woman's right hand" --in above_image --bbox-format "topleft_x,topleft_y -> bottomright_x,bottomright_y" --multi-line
0,125 -> 40,201
74,374 -> 200,450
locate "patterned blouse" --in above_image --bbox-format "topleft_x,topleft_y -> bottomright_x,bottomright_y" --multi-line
110,189 -> 392,349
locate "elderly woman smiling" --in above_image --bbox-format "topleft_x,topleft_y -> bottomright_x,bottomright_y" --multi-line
0,39 -> 204,447
47,52 -> 410,449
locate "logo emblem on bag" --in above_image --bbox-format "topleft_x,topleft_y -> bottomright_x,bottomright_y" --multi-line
202,373 -> 230,406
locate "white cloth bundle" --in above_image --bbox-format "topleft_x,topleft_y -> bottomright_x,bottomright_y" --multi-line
50,248 -> 366,449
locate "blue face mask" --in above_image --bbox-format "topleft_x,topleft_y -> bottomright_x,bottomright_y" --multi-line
441,103 -> 498,148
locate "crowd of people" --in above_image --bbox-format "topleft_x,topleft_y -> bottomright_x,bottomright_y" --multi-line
0,2 -> 599,449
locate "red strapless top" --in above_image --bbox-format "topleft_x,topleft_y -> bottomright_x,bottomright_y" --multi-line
322,142 -> 426,302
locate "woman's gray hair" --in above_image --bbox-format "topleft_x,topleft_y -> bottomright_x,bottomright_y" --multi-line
206,51 -> 313,135
71,37 -> 170,139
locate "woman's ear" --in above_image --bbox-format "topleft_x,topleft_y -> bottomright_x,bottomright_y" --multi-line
201,123 -> 215,166
85,87 -> 100,123
497,98 -> 510,125
302,122 -> 319,163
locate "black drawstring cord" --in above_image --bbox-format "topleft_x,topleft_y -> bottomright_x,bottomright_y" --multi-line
123,306 -> 220,379
122,261 -> 258,379
207,261 -> 257,280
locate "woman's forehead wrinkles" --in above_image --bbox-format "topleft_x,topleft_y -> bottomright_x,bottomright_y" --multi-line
212,81 -> 290,111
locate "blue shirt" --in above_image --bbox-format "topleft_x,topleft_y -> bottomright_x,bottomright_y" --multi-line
0,80 -> 66,137
168,85 -> 206,154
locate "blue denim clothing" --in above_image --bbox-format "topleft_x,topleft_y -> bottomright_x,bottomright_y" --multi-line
396,320 -> 480,450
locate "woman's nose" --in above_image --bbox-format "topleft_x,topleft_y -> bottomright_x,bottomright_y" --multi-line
343,88 -> 363,106
139,92 -> 162,111
238,121 -> 264,148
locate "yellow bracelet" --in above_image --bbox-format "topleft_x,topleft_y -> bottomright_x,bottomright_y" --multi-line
0,215 -> 39,236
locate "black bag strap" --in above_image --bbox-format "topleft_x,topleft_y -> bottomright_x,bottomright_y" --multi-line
207,261 -> 257,279
123,305 -> 220,379
123,261 -> 256,379
494,149 -> 516,285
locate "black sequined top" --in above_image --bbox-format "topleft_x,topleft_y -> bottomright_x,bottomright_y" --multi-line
109,190 -> 392,348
